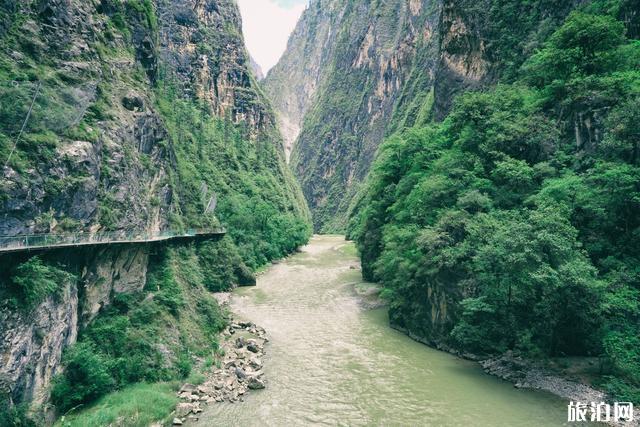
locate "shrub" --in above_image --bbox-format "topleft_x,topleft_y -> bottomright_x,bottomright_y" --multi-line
147,264 -> 184,315
0,398 -> 36,427
10,257 -> 75,309
51,343 -> 115,413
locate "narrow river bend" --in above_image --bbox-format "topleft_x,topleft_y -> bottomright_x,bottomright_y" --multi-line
199,235 -> 568,426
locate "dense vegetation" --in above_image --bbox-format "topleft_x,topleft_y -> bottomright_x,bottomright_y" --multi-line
350,1 -> 640,401
50,245 -> 226,413
155,82 -> 311,273
0,256 -> 75,309
0,0 -> 310,424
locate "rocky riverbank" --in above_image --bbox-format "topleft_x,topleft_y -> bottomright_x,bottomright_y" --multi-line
390,323 -> 639,426
481,353 -> 639,426
172,294 -> 268,425
481,352 -> 605,402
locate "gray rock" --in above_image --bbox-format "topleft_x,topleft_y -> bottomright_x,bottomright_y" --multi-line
235,367 -> 246,379
249,358 -> 263,370
122,93 -> 145,111
179,383 -> 196,393
176,402 -> 194,417
247,376 -> 266,390
0,277 -> 78,408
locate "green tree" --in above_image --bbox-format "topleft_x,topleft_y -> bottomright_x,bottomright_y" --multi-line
51,343 -> 115,412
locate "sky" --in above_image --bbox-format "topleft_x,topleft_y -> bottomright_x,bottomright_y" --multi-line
237,0 -> 309,74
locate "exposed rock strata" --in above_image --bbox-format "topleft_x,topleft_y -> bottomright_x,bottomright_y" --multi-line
0,245 -> 152,410
265,0 -> 583,232
265,0 -> 441,231
0,0 -> 303,413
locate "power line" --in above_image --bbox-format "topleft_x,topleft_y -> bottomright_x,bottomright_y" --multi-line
3,81 -> 41,169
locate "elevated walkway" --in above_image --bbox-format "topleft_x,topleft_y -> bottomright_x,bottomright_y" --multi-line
0,228 -> 226,254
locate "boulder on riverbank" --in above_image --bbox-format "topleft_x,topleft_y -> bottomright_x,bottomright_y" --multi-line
172,317 -> 268,425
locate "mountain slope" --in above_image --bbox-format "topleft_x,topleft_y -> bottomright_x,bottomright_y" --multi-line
0,0 -> 310,421
351,0 -> 640,402
265,0 -> 588,232
264,0 -> 440,232
262,0 -> 348,163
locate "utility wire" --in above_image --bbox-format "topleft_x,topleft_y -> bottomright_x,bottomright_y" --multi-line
3,81 -> 41,170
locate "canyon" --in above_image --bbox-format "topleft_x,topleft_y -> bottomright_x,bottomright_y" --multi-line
1,0 -> 639,425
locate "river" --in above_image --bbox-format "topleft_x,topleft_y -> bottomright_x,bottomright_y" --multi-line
197,235 -> 569,426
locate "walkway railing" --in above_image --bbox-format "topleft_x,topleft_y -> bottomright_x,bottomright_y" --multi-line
0,228 -> 226,254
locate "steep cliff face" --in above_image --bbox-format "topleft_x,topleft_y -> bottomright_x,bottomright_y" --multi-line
157,0 -> 272,131
249,56 -> 264,81
0,0 -> 171,236
0,246 -> 147,410
266,0 -> 440,232
266,0 -> 586,232
432,0 -> 584,119
0,0 -> 309,415
0,272 -> 77,409
262,0 -> 347,162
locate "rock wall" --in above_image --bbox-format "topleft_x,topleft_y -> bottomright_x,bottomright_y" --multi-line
0,0 -> 306,412
262,0 -> 348,161
265,0 -> 441,232
157,0 -> 272,132
265,0 -> 583,232
0,276 -> 77,409
0,0 -> 172,236
0,245 -> 150,409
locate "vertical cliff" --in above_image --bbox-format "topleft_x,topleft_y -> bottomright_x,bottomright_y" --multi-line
0,0 -> 310,418
262,0 -> 347,162
265,0 -> 441,232
265,0 -> 586,232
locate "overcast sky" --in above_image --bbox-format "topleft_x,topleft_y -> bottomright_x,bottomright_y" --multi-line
237,0 -> 309,74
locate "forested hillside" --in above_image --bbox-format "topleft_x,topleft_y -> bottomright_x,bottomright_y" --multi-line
350,0 -> 640,402
0,0 -> 310,424
2,0 -> 639,424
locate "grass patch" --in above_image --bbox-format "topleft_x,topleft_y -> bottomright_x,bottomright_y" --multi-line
337,241 -> 359,258
55,382 -> 178,427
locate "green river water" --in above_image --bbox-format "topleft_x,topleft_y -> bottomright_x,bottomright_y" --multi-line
198,235 -> 569,426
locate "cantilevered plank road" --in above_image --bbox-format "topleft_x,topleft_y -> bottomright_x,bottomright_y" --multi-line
0,228 -> 226,254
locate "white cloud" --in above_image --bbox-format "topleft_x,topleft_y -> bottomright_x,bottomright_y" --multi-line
237,0 -> 307,73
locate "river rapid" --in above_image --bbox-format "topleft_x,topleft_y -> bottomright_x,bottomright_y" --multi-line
197,235 -> 569,426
